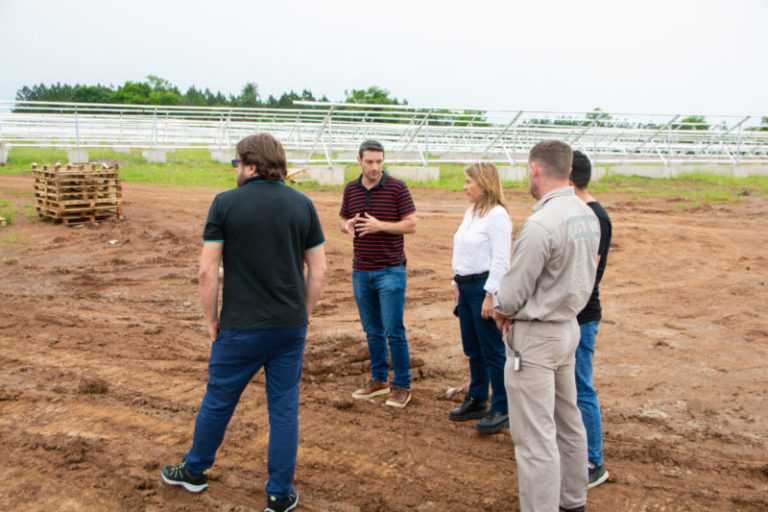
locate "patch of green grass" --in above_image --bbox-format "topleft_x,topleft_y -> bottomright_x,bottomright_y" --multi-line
0,209 -> 16,224
3,233 -> 21,243
3,147 -> 767,207
596,173 -> 768,206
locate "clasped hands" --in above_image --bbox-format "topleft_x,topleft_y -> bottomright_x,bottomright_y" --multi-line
346,213 -> 383,237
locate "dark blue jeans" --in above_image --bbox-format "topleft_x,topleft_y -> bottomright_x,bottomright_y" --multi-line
575,320 -> 603,466
352,264 -> 411,389
457,278 -> 508,413
184,326 -> 306,499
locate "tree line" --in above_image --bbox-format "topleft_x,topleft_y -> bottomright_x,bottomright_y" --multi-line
16,76 -> 764,131
13,76 -> 406,110
14,76 -> 490,126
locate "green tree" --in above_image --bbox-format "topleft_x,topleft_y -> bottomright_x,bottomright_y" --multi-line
344,86 -> 403,105
672,116 -> 709,130
233,82 -> 262,108
15,82 -> 74,102
146,75 -> 178,94
111,81 -> 152,104
149,90 -> 181,105
71,85 -> 114,103
182,86 -> 208,106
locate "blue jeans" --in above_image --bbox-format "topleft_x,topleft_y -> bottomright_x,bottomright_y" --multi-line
184,327 -> 306,499
575,321 -> 603,466
457,279 -> 508,413
352,265 -> 411,388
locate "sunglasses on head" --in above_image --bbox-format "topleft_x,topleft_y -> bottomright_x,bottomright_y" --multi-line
231,159 -> 240,168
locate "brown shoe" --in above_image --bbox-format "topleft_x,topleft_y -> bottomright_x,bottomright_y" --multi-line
385,387 -> 411,408
352,379 -> 390,400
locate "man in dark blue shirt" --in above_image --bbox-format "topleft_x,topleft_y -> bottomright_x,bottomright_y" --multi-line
161,133 -> 326,512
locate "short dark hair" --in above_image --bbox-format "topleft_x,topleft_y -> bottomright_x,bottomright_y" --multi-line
359,139 -> 385,158
236,133 -> 287,181
529,139 -> 572,179
570,150 -> 592,189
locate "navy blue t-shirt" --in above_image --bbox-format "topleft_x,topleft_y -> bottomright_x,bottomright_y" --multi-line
203,175 -> 325,330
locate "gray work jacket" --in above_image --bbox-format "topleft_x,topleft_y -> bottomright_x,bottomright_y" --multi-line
494,186 -> 600,322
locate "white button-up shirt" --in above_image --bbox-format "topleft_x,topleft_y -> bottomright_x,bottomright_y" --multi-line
452,204 -> 513,294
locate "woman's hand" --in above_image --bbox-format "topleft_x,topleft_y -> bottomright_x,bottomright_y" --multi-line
481,294 -> 494,319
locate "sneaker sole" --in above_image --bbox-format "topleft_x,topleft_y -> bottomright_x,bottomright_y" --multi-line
352,387 -> 390,400
265,491 -> 299,512
385,394 -> 411,408
588,470 -> 609,489
449,409 -> 487,421
161,473 -> 208,493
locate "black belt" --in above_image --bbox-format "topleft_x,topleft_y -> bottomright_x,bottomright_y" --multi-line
453,271 -> 489,283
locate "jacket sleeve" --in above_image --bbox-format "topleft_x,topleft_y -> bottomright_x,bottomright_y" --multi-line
493,219 -> 549,317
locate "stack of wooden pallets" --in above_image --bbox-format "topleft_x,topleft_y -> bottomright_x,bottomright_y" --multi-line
32,163 -> 123,225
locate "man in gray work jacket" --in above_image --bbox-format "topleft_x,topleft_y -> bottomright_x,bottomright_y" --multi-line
493,140 -> 599,512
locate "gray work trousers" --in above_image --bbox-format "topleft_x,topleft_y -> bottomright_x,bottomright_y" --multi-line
504,319 -> 588,512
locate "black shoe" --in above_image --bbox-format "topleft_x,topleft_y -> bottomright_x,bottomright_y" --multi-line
161,462 -> 208,493
449,396 -> 487,421
265,489 -> 299,512
476,411 -> 509,434
588,462 -> 609,488
559,506 -> 585,512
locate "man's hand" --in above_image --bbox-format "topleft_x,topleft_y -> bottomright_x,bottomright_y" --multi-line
494,311 -> 512,336
355,212 -> 383,236
344,214 -> 360,237
206,320 -> 219,343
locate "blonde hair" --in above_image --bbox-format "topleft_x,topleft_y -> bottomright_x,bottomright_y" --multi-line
466,162 -> 508,217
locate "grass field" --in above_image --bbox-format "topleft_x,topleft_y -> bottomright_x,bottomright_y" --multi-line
1,147 -> 767,225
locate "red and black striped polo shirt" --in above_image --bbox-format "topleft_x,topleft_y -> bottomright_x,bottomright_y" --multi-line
340,172 -> 416,272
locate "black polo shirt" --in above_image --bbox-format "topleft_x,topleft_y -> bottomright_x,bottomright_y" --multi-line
203,175 -> 325,330
339,172 -> 416,272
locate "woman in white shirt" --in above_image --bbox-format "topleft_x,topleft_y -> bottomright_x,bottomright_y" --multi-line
450,162 -> 512,434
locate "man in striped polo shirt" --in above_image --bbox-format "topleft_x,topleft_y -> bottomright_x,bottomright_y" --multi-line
340,139 -> 417,408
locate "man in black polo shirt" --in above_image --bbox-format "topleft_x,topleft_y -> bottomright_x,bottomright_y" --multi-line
340,139 -> 417,408
570,150 -> 612,490
161,133 -> 326,512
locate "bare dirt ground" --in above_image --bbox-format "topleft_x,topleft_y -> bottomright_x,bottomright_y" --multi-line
1,173 -> 767,512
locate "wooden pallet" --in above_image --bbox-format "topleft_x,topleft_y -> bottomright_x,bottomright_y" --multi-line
32,162 -> 123,225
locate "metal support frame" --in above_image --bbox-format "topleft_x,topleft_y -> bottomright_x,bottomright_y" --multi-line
0,100 -> 766,166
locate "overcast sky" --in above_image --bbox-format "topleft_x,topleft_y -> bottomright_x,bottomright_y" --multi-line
1,0 -> 766,116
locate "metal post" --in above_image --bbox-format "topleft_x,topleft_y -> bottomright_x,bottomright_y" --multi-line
153,107 -> 158,150
74,105 -> 80,150
479,111 -> 522,161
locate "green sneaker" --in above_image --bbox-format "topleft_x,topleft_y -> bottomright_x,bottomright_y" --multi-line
161,462 -> 208,493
